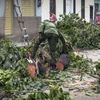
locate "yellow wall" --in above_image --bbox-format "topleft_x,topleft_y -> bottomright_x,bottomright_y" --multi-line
22,0 -> 35,16
5,0 -> 13,35
4,0 -> 35,35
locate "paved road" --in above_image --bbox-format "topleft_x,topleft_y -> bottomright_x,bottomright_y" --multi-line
77,50 -> 100,62
74,94 -> 100,100
71,77 -> 100,100
73,50 -> 100,100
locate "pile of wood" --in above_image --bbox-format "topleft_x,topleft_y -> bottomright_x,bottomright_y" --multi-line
56,54 -> 70,70
26,49 -> 70,78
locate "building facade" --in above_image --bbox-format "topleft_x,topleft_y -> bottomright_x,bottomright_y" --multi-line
0,0 -> 41,42
38,0 -> 94,22
0,0 -> 99,42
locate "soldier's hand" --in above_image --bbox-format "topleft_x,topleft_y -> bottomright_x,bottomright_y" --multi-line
27,51 -> 33,58
64,43 -> 69,47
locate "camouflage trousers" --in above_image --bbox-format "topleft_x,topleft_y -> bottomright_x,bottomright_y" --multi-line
33,33 -> 58,65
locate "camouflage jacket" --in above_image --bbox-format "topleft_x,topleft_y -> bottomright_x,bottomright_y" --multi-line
38,20 -> 65,45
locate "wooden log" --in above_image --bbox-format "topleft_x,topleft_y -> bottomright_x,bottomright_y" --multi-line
26,62 -> 50,78
26,64 -> 37,78
27,48 -> 51,77
37,62 -> 50,77
56,53 -> 70,70
0,92 -> 5,100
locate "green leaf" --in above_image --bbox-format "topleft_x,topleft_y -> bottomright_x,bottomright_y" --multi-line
85,91 -> 93,96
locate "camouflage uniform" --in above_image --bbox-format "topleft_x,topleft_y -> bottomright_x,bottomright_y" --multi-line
33,20 -> 66,64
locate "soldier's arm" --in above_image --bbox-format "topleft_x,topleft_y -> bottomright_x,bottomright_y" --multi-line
38,22 -> 45,34
58,30 -> 65,45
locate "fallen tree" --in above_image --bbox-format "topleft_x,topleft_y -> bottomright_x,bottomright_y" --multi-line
56,13 -> 100,50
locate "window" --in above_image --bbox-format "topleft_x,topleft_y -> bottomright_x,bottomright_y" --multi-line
50,0 -> 56,14
95,3 -> 100,24
0,0 -> 5,17
81,0 -> 85,18
63,0 -> 66,14
90,6 -> 93,19
5,0 -> 13,35
22,0 -> 35,16
73,0 -> 76,13
95,3 -> 99,14
37,0 -> 41,7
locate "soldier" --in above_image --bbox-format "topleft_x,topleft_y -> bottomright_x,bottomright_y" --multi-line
33,20 -> 68,66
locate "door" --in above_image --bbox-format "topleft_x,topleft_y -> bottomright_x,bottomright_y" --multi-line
50,0 -> 56,14
5,0 -> 13,35
90,5 -> 93,23
22,0 -> 35,16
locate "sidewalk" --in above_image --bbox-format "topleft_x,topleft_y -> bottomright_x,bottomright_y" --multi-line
77,50 -> 100,62
72,50 -> 100,100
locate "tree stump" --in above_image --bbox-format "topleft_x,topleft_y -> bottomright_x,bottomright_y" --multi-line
56,53 -> 70,70
37,62 -> 50,77
26,64 -> 37,78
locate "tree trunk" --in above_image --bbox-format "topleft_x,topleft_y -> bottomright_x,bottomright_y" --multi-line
56,53 -> 70,70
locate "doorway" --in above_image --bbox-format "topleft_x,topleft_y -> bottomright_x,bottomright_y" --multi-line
5,0 -> 13,35
90,5 -> 93,23
50,0 -> 56,14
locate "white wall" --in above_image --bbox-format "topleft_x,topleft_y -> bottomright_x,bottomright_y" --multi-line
36,0 -> 41,16
66,0 -> 72,15
41,0 -> 49,21
0,0 -> 5,17
76,0 -> 81,17
76,0 -> 94,22
56,0 -> 63,20
85,0 -> 94,22
71,0 -> 74,13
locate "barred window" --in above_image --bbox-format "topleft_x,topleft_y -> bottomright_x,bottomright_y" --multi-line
63,0 -> 66,14
73,0 -> 76,13
50,0 -> 56,14
81,0 -> 85,19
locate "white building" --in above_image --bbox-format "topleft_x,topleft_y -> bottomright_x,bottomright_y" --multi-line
36,0 -> 94,22
0,0 -> 97,42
